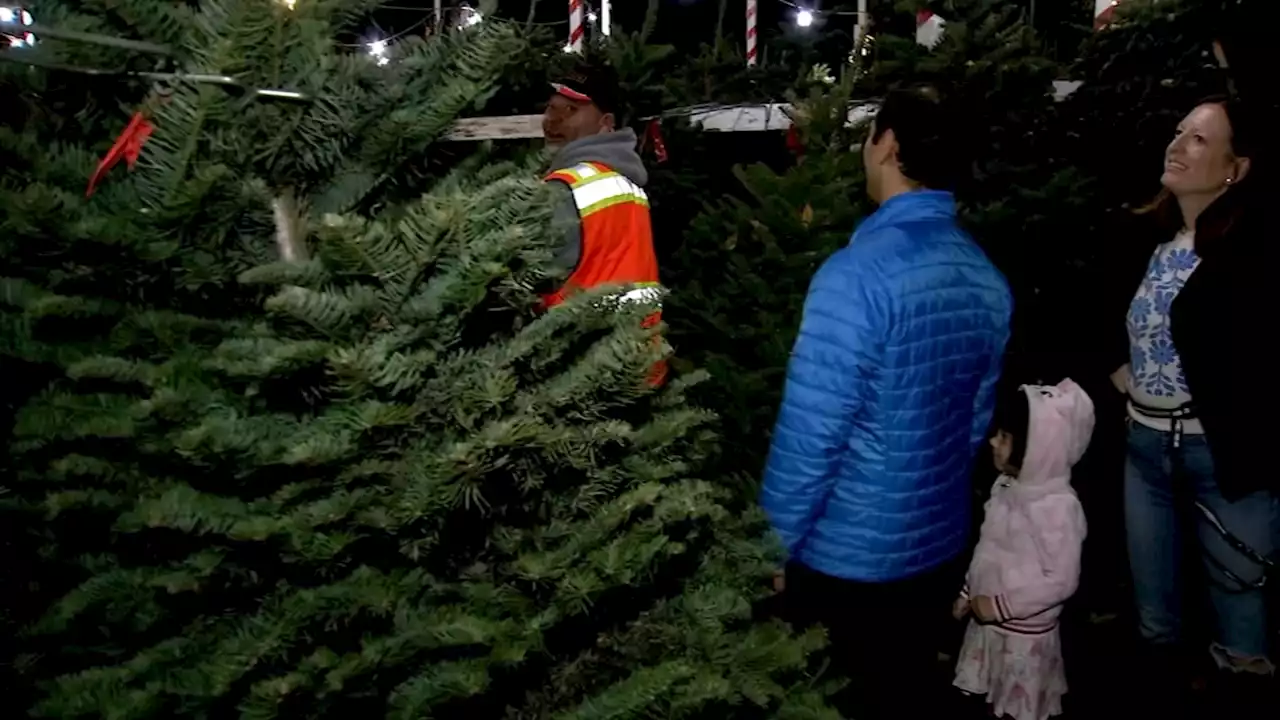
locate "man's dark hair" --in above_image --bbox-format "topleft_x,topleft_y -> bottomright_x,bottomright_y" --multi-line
870,84 -> 965,190
992,385 -> 1031,472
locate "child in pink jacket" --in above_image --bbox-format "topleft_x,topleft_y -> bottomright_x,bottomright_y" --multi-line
952,379 -> 1095,720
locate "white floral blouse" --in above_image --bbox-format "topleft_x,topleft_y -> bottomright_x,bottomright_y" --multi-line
1125,228 -> 1204,433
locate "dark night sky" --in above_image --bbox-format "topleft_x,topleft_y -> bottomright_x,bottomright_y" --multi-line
369,1 -> 1088,64
371,0 -> 849,54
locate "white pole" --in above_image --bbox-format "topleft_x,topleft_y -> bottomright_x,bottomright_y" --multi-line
746,0 -> 757,67
434,0 -> 442,31
601,0 -> 611,36
1095,0 -> 1119,29
855,0 -> 869,49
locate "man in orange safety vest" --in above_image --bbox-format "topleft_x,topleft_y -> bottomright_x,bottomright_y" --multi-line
541,62 -> 665,384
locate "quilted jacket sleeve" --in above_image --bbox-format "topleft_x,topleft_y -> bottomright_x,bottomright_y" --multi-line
993,494 -> 1087,622
970,276 -> 1011,452
969,339 -> 1006,453
761,248 -> 884,555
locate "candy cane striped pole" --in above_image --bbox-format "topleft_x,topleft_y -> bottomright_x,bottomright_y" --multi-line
746,0 -> 758,67
1095,0 -> 1119,30
568,0 -> 584,53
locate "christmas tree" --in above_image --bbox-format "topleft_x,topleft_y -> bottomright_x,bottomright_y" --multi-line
661,0 -> 1068,485
660,79 -> 870,488
2,2 -> 834,717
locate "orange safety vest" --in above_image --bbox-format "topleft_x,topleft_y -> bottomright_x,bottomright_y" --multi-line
543,160 -> 666,385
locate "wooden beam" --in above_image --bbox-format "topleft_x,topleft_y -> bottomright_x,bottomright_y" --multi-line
443,102 -> 880,142
442,83 -> 1080,142
446,114 -> 542,141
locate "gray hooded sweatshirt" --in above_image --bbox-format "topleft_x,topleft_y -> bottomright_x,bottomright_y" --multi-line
547,128 -> 648,272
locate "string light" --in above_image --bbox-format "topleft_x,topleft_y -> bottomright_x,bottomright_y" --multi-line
279,0 -> 297,9
795,9 -> 814,28
367,38 -> 389,66
587,11 -> 597,23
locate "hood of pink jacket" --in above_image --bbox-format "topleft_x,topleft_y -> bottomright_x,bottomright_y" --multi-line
963,379 -> 1093,629
1013,379 -> 1095,495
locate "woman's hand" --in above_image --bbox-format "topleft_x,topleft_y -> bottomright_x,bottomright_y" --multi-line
1110,364 -> 1130,395
952,596 -> 971,620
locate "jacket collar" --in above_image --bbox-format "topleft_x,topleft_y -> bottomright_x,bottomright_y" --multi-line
853,189 -> 957,243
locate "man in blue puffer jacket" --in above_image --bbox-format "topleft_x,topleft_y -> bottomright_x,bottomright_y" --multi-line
762,85 -> 1012,718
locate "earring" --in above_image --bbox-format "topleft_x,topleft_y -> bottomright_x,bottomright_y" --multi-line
1226,177 -> 1235,185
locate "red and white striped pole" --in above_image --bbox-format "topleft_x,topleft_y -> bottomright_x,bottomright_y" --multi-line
568,0 -> 584,53
1095,0 -> 1120,30
746,0 -> 758,67
916,10 -> 946,48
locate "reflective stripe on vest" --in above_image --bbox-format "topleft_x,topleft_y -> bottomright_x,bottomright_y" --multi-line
615,283 -> 662,305
569,173 -> 650,217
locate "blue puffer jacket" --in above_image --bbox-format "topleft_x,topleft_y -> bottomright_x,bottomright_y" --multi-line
762,190 -> 1011,582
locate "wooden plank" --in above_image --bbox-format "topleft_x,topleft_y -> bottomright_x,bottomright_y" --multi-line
442,102 -> 877,142
445,114 -> 542,141
691,104 -> 797,132
443,87 -> 1077,141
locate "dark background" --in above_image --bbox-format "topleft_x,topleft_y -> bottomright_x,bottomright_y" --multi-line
370,1 -> 1096,77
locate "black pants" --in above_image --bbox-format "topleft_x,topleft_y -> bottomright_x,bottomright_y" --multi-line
782,558 -> 964,720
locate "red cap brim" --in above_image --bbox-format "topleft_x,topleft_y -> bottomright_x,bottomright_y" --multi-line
551,83 -> 593,104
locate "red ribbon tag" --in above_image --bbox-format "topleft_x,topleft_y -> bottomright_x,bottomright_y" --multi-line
86,112 -> 154,197
646,119 -> 668,164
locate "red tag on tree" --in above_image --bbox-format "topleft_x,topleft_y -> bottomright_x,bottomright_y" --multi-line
646,119 -> 668,164
86,112 -> 154,197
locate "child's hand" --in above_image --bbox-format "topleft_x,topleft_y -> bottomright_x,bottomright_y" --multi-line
952,596 -> 970,620
1110,364 -> 1130,395
971,595 -> 998,623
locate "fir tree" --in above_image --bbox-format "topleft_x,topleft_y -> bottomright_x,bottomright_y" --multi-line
662,0 -> 1070,483
661,81 -> 870,488
2,2 -> 833,717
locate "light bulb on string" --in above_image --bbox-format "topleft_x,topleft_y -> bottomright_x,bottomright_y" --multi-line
587,11 -> 597,23
795,9 -> 814,29
367,38 -> 390,66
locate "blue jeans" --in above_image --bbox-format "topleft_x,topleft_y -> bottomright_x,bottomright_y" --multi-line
1124,422 -> 1277,664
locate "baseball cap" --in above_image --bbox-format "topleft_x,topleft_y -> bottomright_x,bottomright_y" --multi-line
550,62 -> 621,117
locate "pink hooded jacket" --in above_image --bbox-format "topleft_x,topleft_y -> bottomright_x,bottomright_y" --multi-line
962,379 -> 1095,634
